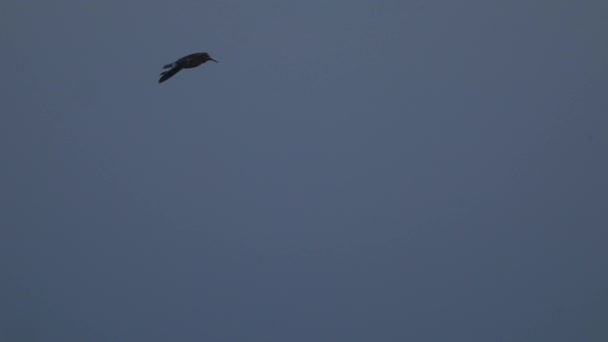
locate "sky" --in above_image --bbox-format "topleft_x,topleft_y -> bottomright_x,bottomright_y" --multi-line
1,0 -> 607,341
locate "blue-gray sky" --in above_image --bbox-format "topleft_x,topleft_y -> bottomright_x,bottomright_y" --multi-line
2,0 -> 607,341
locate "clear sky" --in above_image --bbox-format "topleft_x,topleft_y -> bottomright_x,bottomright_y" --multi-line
2,0 -> 607,341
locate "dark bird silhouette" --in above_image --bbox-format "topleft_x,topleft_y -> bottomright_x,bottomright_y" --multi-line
159,52 -> 218,83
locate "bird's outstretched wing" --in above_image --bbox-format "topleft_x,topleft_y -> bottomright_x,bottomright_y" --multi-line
159,66 -> 182,83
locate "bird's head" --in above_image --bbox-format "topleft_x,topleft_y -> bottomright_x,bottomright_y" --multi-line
203,52 -> 218,63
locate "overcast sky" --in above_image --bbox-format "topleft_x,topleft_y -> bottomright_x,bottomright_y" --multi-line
2,0 -> 607,341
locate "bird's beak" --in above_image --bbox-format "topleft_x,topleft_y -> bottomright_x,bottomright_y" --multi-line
210,58 -> 218,63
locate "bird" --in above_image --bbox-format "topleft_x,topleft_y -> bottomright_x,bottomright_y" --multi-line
159,52 -> 218,83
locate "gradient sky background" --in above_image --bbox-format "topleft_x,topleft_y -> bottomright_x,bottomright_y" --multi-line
2,0 -> 607,341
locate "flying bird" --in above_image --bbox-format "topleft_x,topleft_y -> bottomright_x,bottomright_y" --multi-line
159,52 -> 218,83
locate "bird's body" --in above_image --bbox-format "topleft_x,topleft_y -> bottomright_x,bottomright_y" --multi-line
159,52 -> 218,83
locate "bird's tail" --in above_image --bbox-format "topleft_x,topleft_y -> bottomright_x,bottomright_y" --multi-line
159,67 -> 182,83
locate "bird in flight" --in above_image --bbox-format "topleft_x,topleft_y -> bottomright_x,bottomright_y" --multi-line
159,52 -> 218,83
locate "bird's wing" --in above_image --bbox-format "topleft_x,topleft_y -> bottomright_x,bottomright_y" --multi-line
176,53 -> 200,63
